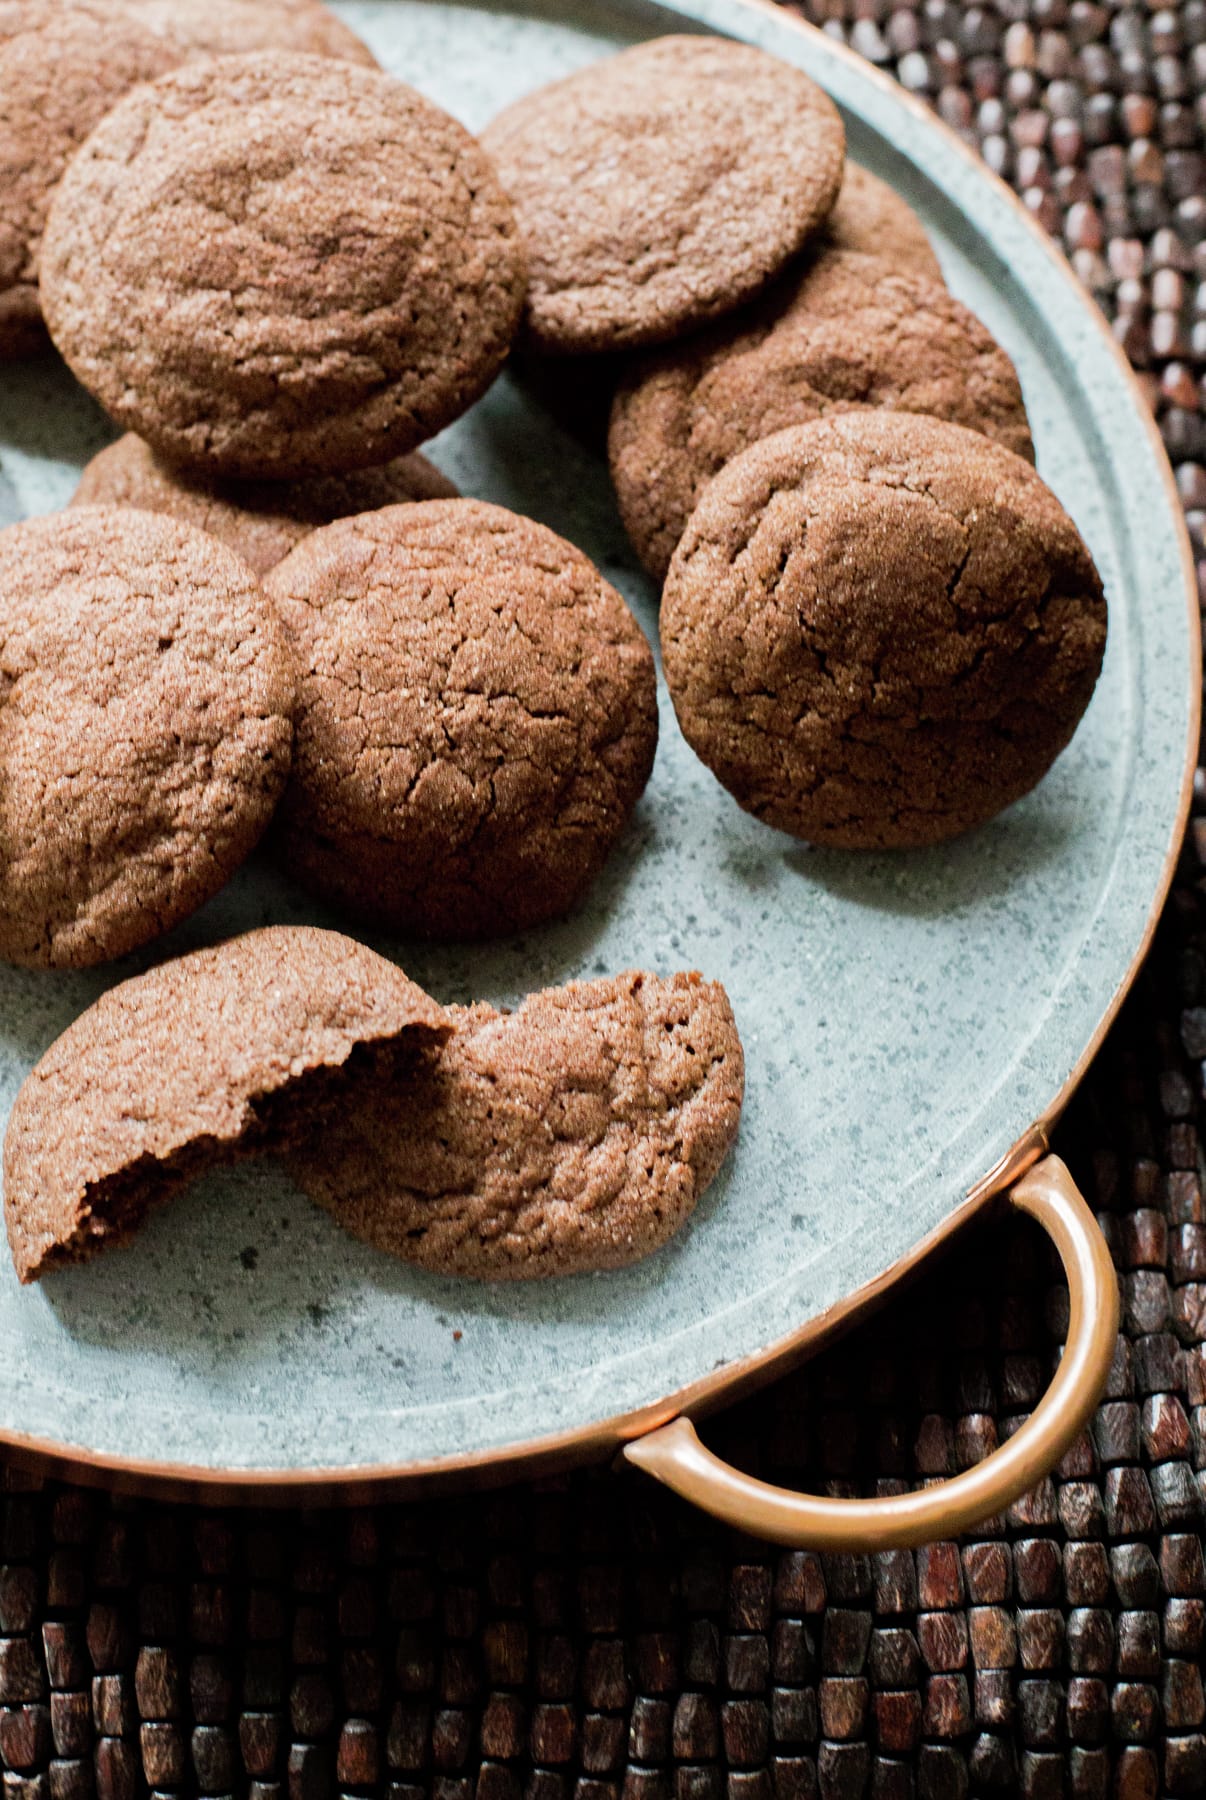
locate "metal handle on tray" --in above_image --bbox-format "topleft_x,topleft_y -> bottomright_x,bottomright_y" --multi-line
623,1155 -> 1118,1549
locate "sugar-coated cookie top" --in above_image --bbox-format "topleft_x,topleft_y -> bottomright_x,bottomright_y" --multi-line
40,51 -> 526,477
661,412 -> 1107,849
482,35 -> 845,353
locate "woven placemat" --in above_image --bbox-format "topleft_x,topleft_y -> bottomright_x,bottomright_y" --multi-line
4,3 -> 1206,1796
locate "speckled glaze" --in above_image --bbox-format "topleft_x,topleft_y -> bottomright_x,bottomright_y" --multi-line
0,0 -> 1194,1483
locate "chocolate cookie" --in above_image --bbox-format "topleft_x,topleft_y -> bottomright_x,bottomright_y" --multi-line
0,506 -> 295,968
292,969 -> 744,1279
265,499 -> 658,938
660,413 -> 1107,848
40,53 -> 526,478
113,0 -> 376,64
72,433 -> 458,577
0,0 -> 177,358
481,35 -> 844,354
3,926 -> 450,1282
610,249 -> 1034,580
824,162 -> 943,282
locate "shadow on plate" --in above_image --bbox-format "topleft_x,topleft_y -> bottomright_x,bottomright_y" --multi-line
779,795 -> 1084,920
0,353 -> 114,480
32,1141 -> 739,1370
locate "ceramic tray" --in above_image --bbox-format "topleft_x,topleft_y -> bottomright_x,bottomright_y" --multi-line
0,0 -> 1196,1542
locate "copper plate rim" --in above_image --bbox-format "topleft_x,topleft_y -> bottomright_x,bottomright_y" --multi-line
0,1 -> 1198,1505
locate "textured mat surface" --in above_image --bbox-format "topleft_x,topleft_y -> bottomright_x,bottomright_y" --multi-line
3,2 -> 1206,1795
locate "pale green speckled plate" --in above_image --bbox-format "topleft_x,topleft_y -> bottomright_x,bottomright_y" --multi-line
0,0 -> 1195,1495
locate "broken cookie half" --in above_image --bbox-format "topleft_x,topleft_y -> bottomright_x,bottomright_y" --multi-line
291,970 -> 745,1279
3,925 -> 450,1282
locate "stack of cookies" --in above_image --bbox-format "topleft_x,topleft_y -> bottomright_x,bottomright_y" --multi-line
0,17 -> 1108,1287
484,36 -> 1106,851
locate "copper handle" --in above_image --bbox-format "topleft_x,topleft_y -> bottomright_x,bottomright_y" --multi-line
623,1155 -> 1118,1549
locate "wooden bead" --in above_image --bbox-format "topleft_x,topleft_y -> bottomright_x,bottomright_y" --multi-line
815,1741 -> 870,1799
49,1694 -> 90,1760
584,1642 -> 629,1711
915,1546 -> 963,1613
1111,1683 -> 1161,1742
922,1673 -> 970,1741
583,1714 -> 627,1775
386,1701 -> 428,1772
871,1691 -> 921,1756
1111,1544 -> 1161,1607
914,1742 -> 966,1800
0,1706 -> 50,1772
287,1741 -> 332,1800
1016,1680 -> 1062,1749
94,1738 -> 137,1800
1104,1467 -> 1158,1536
1165,1597 -> 1206,1656
1057,1482 -> 1106,1540
1013,1541 -> 1061,1605
535,1638 -> 577,1703
1063,1543 -> 1110,1606
817,1680 -> 867,1743
1112,1746 -> 1158,1800
872,1555 -> 917,1618
961,1545 -> 1010,1607
134,1649 -> 180,1722
341,1644 -> 383,1717
916,1614 -> 967,1674
481,1693 -> 527,1762
968,1732 -> 1015,1792
725,1638 -> 770,1696
1067,1609 -> 1113,1674
768,1757 -> 815,1800
0,1642 -> 45,1706
1068,1746 -> 1109,1800
633,1637 -> 679,1697
1164,1736 -> 1206,1796
819,1616 -> 870,1680
770,1624 -> 815,1689
482,1765 -> 525,1800
628,1699 -> 669,1766
1066,1677 -> 1109,1747
671,1697 -> 718,1763
1151,1459 -> 1205,1525
1017,1611 -> 1064,1672
91,1679 -> 132,1740
769,1688 -> 817,1747
1116,1611 -> 1162,1679
239,1712 -> 282,1780
772,1559 -> 824,1617
820,1559 -> 872,1607
721,1700 -> 769,1768
40,1629 -> 85,1695
47,1759 -> 93,1800
138,1721 -> 185,1789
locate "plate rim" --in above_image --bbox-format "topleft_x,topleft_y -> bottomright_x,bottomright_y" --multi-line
0,0 -> 1197,1499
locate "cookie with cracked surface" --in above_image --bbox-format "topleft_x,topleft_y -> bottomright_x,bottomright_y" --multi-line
39,52 -> 526,478
292,969 -> 744,1279
660,412 -> 1107,849
824,161 -> 943,283
0,0 -> 177,359
72,433 -> 459,578
0,506 -> 296,968
481,35 -> 844,355
265,499 -> 659,938
610,249 -> 1034,581
3,926 -> 450,1282
112,0 -> 377,64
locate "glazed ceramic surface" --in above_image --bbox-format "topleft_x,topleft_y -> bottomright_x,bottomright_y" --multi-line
0,0 -> 1193,1480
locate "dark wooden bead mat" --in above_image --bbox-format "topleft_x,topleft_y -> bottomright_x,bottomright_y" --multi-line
4,0 -> 1206,1794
